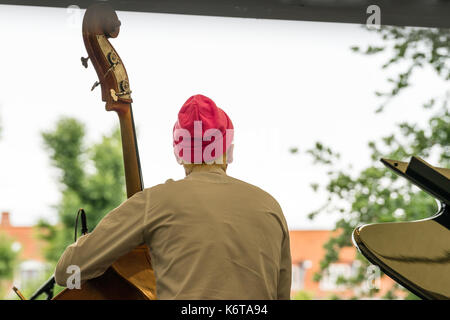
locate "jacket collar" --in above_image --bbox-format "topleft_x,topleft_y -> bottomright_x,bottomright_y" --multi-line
186,165 -> 227,177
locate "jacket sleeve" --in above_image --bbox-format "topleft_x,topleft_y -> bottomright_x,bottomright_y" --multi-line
278,219 -> 292,300
54,191 -> 147,287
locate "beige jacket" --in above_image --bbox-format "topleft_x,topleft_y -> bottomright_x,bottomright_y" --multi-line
55,166 -> 292,299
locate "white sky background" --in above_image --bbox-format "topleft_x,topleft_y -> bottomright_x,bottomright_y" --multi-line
0,5 -> 447,229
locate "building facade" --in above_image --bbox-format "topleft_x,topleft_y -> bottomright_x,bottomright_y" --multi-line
0,212 -> 49,298
289,230 -> 398,299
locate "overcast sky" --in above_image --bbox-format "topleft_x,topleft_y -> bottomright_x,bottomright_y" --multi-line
0,5 -> 446,229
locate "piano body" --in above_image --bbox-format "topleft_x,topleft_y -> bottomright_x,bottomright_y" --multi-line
353,156 -> 450,299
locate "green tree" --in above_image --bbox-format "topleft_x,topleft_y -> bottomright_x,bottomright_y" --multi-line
26,117 -> 126,297
38,117 -> 126,263
0,232 -> 19,297
291,290 -> 314,300
291,26 -> 449,299
0,233 -> 18,279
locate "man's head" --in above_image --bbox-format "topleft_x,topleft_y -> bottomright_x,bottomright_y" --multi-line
173,94 -> 234,174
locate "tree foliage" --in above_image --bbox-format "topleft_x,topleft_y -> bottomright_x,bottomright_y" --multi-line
293,26 -> 449,299
38,117 -> 126,263
0,232 -> 18,280
0,232 -> 19,298
351,26 -> 450,113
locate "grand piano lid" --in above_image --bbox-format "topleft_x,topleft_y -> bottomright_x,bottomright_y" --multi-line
381,156 -> 450,205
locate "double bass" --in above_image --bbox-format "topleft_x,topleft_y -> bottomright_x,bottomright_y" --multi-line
27,3 -> 157,300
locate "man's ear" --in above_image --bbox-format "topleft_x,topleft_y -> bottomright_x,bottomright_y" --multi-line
226,144 -> 234,164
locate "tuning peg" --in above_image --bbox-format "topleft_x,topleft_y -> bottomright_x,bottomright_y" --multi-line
81,56 -> 90,68
91,81 -> 100,91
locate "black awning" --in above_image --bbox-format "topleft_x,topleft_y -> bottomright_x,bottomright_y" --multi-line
1,0 -> 450,28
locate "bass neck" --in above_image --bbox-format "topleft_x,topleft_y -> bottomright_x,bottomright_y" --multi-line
117,104 -> 144,198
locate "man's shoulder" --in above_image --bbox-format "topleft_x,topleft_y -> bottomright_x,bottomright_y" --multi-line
143,178 -> 176,193
226,175 -> 283,210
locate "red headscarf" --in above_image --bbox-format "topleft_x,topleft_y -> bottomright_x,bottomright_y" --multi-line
173,94 -> 234,164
